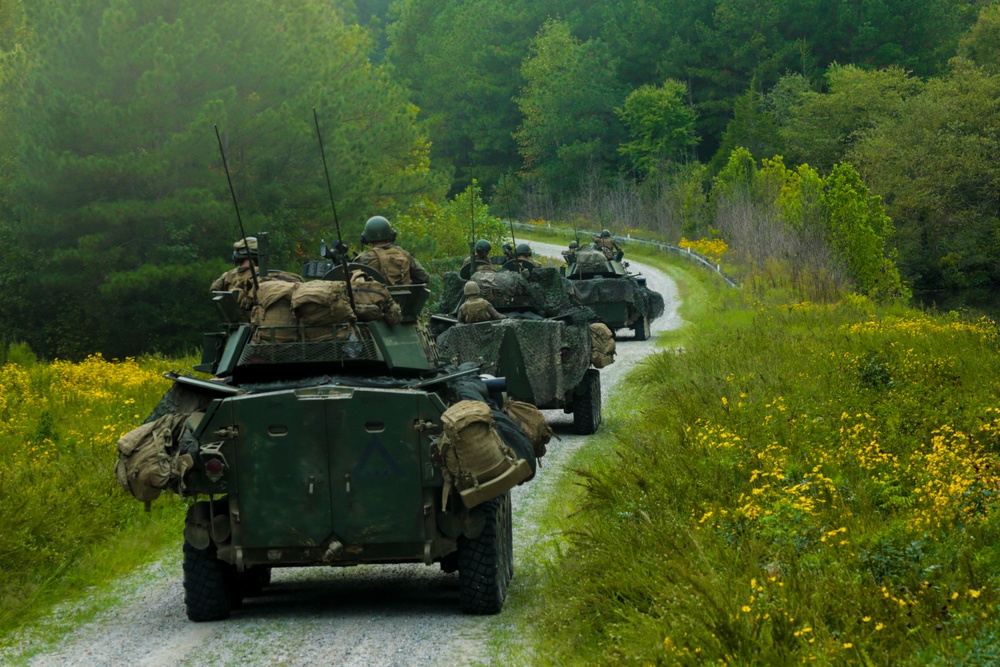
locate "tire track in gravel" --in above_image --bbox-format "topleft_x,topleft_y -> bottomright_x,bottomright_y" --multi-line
3,241 -> 681,667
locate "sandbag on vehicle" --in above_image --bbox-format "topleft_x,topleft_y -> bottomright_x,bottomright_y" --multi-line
291,280 -> 356,341
505,399 -> 555,459
115,413 -> 197,503
351,273 -> 403,325
439,400 -> 532,508
251,281 -> 299,343
589,322 -> 617,369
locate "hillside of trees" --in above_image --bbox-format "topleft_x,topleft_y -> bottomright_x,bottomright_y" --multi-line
0,0 -> 997,357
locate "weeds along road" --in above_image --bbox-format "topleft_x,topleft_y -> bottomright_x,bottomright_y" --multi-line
4,242 -> 681,667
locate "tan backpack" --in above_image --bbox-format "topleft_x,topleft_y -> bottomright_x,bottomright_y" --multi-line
505,399 -> 555,459
438,400 -> 532,508
291,280 -> 357,341
251,281 -> 299,343
589,322 -> 617,368
370,246 -> 411,285
351,274 -> 403,325
114,413 -> 195,503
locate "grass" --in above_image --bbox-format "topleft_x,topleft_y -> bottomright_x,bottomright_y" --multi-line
0,350 -> 192,644
504,263 -> 1000,665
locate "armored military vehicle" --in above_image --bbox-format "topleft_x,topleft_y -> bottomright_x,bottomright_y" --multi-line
115,257 -> 544,621
433,267 -> 615,435
563,246 -> 665,340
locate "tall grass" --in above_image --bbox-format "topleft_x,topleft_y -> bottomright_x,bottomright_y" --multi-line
525,290 -> 1000,665
0,351 -> 189,638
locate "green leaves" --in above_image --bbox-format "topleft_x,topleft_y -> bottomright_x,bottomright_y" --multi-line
0,0 -> 442,358
616,79 -> 699,177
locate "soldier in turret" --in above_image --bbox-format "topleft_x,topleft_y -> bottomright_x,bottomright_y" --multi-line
515,243 -> 542,268
211,237 -> 260,293
594,229 -> 622,260
462,239 -> 498,274
457,281 -> 505,323
562,240 -> 579,265
355,215 -> 429,285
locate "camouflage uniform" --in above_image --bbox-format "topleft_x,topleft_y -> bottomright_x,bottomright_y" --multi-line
356,243 -> 429,285
594,237 -> 620,259
457,296 -> 505,323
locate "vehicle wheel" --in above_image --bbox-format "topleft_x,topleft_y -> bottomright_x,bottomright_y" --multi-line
183,539 -> 232,622
572,369 -> 602,435
458,493 -> 513,615
633,315 -> 651,341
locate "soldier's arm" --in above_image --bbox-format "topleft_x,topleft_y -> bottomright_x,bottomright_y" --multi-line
409,254 -> 430,284
487,303 -> 505,320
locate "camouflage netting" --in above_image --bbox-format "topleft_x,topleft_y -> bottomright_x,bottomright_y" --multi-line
437,318 -> 591,407
573,276 -> 665,321
439,268 -> 597,324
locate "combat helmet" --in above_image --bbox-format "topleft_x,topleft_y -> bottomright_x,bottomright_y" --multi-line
463,280 -> 481,296
569,240 -> 579,249
515,243 -> 532,257
475,239 -> 492,254
361,215 -> 394,244
601,229 -> 611,238
232,236 -> 258,264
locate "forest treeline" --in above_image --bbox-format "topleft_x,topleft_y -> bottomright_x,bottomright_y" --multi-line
0,0 -> 997,358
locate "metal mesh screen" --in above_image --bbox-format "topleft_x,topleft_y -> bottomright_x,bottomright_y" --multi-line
240,325 -> 381,364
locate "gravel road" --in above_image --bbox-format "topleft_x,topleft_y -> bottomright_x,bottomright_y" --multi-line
3,242 -> 680,667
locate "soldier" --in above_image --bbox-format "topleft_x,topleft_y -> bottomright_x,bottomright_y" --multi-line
355,215 -> 429,285
515,243 -> 542,268
457,281 -> 505,323
210,236 -> 260,293
594,229 -> 622,260
562,240 -> 579,265
462,239 -> 498,273
501,243 -> 516,262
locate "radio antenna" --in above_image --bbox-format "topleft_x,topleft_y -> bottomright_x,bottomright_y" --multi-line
313,108 -> 356,311
214,125 -> 260,301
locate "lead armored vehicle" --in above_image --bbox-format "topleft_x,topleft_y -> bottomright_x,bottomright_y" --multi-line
563,246 -> 665,340
115,253 -> 543,621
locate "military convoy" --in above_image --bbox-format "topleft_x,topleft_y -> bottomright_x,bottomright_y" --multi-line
114,248 -> 549,621
113,223 -> 661,622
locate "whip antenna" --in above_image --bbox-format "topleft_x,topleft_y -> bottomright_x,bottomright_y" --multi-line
214,125 -> 260,301
313,108 -> 356,311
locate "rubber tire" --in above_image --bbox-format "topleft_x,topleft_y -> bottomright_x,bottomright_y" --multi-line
458,493 -> 513,615
572,369 -> 602,435
634,315 -> 651,341
183,539 -> 233,622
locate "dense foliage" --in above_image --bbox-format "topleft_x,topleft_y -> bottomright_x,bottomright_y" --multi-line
0,0 -> 442,358
0,0 -> 998,354
0,350 -> 184,635
524,268 -> 1000,665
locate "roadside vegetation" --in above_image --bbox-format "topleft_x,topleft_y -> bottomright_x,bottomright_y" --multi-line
0,348 -> 189,639
516,252 -> 1000,664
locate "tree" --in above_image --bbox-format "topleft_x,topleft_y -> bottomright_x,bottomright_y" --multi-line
849,57 -> 1000,289
0,0 -> 443,358
514,19 -> 624,197
778,65 -> 923,172
616,79 -> 699,178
